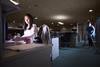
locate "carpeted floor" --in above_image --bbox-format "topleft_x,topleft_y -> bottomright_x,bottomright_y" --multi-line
53,47 -> 100,67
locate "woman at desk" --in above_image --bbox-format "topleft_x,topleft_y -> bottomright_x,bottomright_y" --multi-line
14,14 -> 38,44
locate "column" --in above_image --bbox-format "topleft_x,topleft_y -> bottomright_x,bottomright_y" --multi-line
0,3 -> 5,58
76,23 -> 79,47
96,17 -> 100,49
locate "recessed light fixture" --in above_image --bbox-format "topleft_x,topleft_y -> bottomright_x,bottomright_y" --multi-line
34,17 -> 38,20
51,22 -> 54,24
89,9 -> 93,12
70,24 -> 73,25
10,0 -> 19,5
58,22 -> 64,25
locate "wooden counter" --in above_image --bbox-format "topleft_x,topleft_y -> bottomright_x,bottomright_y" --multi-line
0,44 -> 52,67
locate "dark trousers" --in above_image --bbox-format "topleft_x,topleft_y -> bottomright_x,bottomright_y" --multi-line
88,35 -> 93,46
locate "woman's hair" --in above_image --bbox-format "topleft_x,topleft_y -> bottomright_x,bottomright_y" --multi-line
24,13 -> 33,30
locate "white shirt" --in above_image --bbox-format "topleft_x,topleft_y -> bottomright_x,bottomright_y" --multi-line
22,24 -> 38,43
43,25 -> 48,34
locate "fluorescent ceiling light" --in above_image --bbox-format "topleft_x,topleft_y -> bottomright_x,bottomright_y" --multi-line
52,15 -> 71,20
56,16 -> 66,20
10,0 -> 19,5
58,22 -> 64,25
